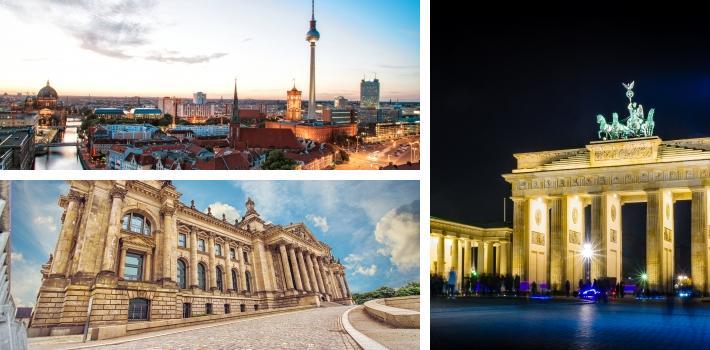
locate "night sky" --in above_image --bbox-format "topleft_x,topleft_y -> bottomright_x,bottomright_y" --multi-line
432,5 -> 710,276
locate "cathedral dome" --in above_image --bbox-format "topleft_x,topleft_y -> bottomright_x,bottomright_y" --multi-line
37,81 -> 58,99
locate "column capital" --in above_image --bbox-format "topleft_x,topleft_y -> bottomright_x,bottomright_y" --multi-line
110,186 -> 128,200
67,189 -> 86,202
160,204 -> 176,216
690,185 -> 710,193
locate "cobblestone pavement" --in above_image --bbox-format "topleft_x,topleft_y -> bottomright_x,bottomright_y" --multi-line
431,297 -> 710,349
77,306 -> 359,350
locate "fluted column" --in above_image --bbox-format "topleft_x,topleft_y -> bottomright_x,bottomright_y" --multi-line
288,246 -> 304,291
476,241 -> 485,274
451,237 -> 459,290
549,197 -> 564,290
485,241 -> 494,274
463,239 -> 471,279
279,244 -> 295,291
590,193 -> 606,281
51,190 -> 83,277
511,197 -> 527,280
225,242 -> 234,292
436,235 -> 445,276
317,257 -> 330,296
328,269 -> 339,298
646,190 -> 662,291
237,245 -> 248,294
161,205 -> 176,283
338,273 -> 348,297
101,186 -> 126,273
312,254 -> 325,294
208,234 -> 217,290
297,249 -> 312,292
691,187 -> 709,294
500,242 -> 509,276
252,238 -> 273,293
189,227 -> 198,288
305,251 -> 320,293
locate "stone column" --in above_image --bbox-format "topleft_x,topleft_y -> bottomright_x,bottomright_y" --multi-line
208,234 -> 216,290
237,245 -> 248,294
100,186 -> 126,273
338,273 -> 348,297
225,243 -> 234,292
117,246 -> 127,278
511,197 -> 527,280
590,193 -> 606,282
500,242 -> 509,276
296,249 -> 312,292
451,237 -> 459,290
252,239 -> 273,293
288,246 -> 304,291
317,257 -> 331,296
463,240 -> 472,280
312,254 -> 325,294
646,190 -> 662,291
189,228 -> 198,288
437,235 -> 445,276
485,241 -> 494,275
476,241 -> 485,274
279,244 -> 295,291
495,244 -> 501,275
549,197 -> 564,291
145,251 -> 153,281
305,252 -> 320,293
329,269 -> 340,299
161,205 -> 176,283
691,187 -> 709,294
50,190 -> 83,277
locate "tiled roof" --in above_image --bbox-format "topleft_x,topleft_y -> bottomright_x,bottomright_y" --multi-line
239,128 -> 301,149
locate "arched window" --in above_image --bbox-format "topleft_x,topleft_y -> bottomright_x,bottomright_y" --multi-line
216,266 -> 224,292
177,260 -> 187,289
128,298 -> 150,320
197,263 -> 206,291
122,212 -> 151,235
231,270 -> 238,291
245,271 -> 252,292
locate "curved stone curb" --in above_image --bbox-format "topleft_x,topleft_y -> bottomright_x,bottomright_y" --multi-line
340,306 -> 388,350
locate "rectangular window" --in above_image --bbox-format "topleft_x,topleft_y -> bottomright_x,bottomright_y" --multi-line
230,248 -> 236,260
224,304 -> 231,314
243,251 -> 249,263
124,253 -> 143,281
182,303 -> 191,318
215,244 -> 222,256
178,234 -> 187,248
198,239 -> 205,252
206,303 -> 213,315
128,298 -> 149,320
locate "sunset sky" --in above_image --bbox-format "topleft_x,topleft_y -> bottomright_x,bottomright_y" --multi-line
0,0 -> 419,100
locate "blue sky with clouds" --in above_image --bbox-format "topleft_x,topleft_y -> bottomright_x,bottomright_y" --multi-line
10,180 -> 419,306
0,0 -> 419,100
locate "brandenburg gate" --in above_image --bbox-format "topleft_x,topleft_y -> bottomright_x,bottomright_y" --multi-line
502,82 -> 710,294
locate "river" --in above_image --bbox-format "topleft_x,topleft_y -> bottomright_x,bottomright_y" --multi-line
34,117 -> 83,170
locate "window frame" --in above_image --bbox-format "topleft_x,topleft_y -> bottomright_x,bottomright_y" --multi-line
198,239 -> 206,252
124,252 -> 144,281
128,298 -> 150,321
197,263 -> 207,291
122,212 -> 152,236
178,233 -> 187,248
177,259 -> 187,289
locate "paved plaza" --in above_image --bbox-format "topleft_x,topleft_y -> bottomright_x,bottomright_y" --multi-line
431,297 -> 710,349
30,306 -> 360,350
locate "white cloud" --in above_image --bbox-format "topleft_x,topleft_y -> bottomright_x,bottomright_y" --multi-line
11,258 -> 42,307
353,264 -> 378,276
306,214 -> 329,233
205,202 -> 241,223
11,252 -> 24,263
343,253 -> 364,264
374,200 -> 420,271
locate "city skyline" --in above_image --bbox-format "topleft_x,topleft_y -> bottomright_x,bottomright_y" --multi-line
10,180 -> 420,307
0,0 -> 420,100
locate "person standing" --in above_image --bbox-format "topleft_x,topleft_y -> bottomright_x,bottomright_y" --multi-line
448,267 -> 458,298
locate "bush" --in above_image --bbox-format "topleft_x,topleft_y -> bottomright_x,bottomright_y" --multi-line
351,282 -> 418,305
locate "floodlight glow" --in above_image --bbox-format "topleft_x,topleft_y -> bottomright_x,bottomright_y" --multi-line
582,243 -> 593,260
641,273 -> 648,281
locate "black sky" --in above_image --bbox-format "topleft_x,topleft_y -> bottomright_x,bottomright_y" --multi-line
432,4 -> 710,275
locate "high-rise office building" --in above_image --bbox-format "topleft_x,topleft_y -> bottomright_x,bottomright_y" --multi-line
360,78 -> 380,109
193,92 -> 207,105
334,96 -> 349,109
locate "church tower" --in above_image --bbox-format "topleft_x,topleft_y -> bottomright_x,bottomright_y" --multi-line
229,79 -> 240,148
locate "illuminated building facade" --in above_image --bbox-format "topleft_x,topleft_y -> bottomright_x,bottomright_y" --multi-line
286,86 -> 303,121
360,78 -> 380,109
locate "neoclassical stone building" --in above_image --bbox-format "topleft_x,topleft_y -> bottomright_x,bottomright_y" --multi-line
430,217 -> 512,291
503,136 -> 709,294
29,181 -> 352,337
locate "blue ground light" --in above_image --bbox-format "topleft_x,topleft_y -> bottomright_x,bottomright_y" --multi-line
431,298 -> 710,349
